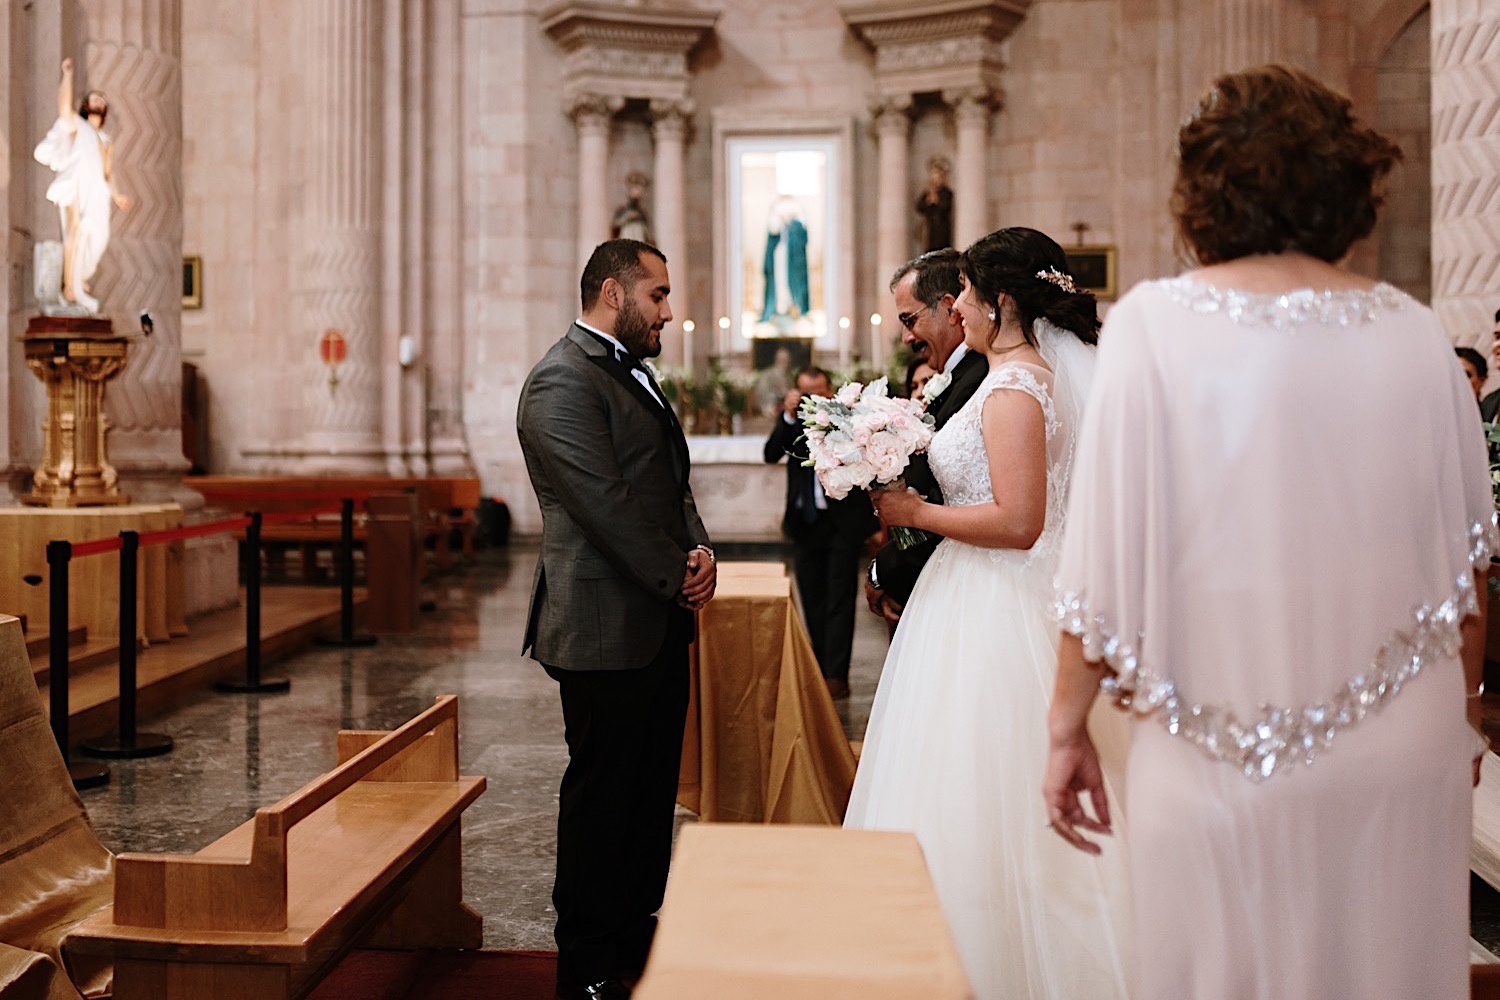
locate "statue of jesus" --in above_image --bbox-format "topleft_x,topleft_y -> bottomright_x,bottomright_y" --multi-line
33,57 -> 131,314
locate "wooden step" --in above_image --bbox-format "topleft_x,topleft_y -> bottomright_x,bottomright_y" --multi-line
22,625 -> 87,659
31,635 -> 130,687
36,585 -> 367,747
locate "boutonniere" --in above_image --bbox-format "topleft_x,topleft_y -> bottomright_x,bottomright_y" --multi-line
643,360 -> 663,382
921,371 -> 952,405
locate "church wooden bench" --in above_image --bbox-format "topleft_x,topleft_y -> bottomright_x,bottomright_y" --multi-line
68,694 -> 486,1000
0,613 -> 114,999
193,475 -> 482,575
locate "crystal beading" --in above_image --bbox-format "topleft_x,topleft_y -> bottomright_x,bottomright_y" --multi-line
1055,516 -> 1498,782
1159,277 -> 1411,331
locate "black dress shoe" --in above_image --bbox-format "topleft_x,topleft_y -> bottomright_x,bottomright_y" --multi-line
556,979 -> 632,1000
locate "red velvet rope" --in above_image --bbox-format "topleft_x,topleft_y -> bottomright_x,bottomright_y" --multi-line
69,536 -> 124,558
138,516 -> 253,548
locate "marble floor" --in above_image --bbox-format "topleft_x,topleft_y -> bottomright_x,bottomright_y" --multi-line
77,540 -> 891,951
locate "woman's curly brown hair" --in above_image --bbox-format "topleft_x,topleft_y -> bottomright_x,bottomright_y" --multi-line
1171,64 -> 1403,265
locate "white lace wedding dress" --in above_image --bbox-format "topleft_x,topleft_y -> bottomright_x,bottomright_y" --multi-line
844,340 -> 1132,1000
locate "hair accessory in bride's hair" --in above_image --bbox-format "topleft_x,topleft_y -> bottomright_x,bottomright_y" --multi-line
1035,267 -> 1078,294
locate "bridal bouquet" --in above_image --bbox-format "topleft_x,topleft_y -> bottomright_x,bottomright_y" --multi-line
798,376 -> 936,549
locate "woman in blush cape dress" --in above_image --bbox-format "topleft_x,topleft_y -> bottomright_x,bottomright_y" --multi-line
1044,65 -> 1494,1000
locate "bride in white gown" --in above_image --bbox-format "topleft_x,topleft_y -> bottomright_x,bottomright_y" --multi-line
844,227 -> 1132,1000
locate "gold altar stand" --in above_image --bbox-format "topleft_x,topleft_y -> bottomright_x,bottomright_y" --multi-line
0,505 -> 186,644
22,314 -> 130,508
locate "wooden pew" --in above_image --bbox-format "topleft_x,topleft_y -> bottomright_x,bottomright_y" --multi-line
193,476 -> 482,574
69,695 -> 486,1000
0,614 -> 114,999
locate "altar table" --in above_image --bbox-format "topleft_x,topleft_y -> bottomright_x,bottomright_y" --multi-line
678,562 -> 857,824
634,824 -> 972,999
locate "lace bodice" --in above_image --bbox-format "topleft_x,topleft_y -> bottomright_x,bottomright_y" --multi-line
927,363 -> 1070,563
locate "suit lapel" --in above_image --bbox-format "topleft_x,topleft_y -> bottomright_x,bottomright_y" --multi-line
571,325 -> 692,487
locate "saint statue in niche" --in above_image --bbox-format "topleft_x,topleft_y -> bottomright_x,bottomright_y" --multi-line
760,195 -> 810,322
33,57 -> 132,315
611,171 -> 652,243
915,155 -> 953,252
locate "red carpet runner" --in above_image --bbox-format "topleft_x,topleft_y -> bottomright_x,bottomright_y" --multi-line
309,949 -> 558,1000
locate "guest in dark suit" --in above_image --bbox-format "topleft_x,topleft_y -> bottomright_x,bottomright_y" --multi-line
764,366 -> 878,700
1481,308 -> 1500,421
517,239 -> 717,1000
864,249 -> 990,625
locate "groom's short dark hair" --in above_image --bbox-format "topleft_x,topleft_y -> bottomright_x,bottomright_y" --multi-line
581,239 -> 667,311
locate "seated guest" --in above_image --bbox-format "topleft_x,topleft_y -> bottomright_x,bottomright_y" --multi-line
1456,347 -> 1487,405
1483,308 -> 1500,420
764,367 -> 878,700
904,354 -> 939,404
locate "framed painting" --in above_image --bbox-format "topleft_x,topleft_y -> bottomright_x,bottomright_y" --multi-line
712,114 -> 854,358
1063,245 -> 1117,301
182,255 -> 203,309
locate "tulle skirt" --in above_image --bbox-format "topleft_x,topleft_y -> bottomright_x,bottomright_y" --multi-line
845,539 -> 1133,1000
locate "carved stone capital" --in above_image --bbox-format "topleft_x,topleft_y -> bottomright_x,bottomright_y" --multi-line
944,86 -> 1000,124
568,93 -> 625,132
871,98 -> 914,137
544,2 -> 719,105
650,98 -> 695,139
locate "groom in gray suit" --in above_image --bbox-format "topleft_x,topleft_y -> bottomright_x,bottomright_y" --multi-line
518,239 -> 717,1000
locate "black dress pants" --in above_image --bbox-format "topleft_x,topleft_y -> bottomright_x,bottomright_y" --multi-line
792,516 -> 863,682
545,611 -> 692,988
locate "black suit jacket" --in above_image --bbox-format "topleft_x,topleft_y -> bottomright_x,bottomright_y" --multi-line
516,324 -> 710,671
871,349 -> 989,604
764,413 -> 878,543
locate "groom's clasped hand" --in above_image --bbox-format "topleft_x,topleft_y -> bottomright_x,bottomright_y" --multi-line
678,548 -> 717,611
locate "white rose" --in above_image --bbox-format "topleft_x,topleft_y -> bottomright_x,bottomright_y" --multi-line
922,371 -> 952,405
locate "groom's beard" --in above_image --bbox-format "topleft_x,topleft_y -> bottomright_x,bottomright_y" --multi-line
616,297 -> 663,359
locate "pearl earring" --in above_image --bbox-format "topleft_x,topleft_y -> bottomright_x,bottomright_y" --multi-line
987,310 -> 996,322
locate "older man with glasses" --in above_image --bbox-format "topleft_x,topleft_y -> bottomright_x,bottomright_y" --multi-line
864,248 -> 990,626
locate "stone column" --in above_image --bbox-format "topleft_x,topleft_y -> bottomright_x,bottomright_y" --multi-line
572,95 -> 620,272
651,99 -> 691,366
296,0 -> 384,472
80,0 -> 195,504
947,88 -> 993,250
873,98 -> 911,368
425,0 -> 471,476
1431,0 -> 1500,341
1206,0 -> 1280,79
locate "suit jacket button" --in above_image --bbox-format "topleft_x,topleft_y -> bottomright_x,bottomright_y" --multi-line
658,579 -> 668,589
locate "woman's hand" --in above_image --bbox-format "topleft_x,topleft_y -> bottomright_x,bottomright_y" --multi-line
871,485 -> 925,529
1042,729 -> 1112,855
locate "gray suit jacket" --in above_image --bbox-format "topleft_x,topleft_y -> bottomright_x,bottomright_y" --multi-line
517,324 -> 711,671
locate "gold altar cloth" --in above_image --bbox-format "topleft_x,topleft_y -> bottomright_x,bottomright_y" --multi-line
678,562 -> 857,824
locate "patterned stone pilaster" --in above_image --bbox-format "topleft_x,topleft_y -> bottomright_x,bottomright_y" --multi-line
873,98 -> 911,368
295,0 -> 384,471
1431,0 -> 1500,343
81,0 -> 193,504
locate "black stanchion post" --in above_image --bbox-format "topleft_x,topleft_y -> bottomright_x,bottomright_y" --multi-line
46,540 -> 108,789
82,531 -> 173,759
216,511 -> 291,694
317,497 -> 376,647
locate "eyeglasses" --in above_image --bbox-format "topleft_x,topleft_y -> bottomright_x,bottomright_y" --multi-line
898,304 -> 938,330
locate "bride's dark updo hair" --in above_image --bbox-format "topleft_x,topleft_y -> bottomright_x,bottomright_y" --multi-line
958,227 -> 1100,348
